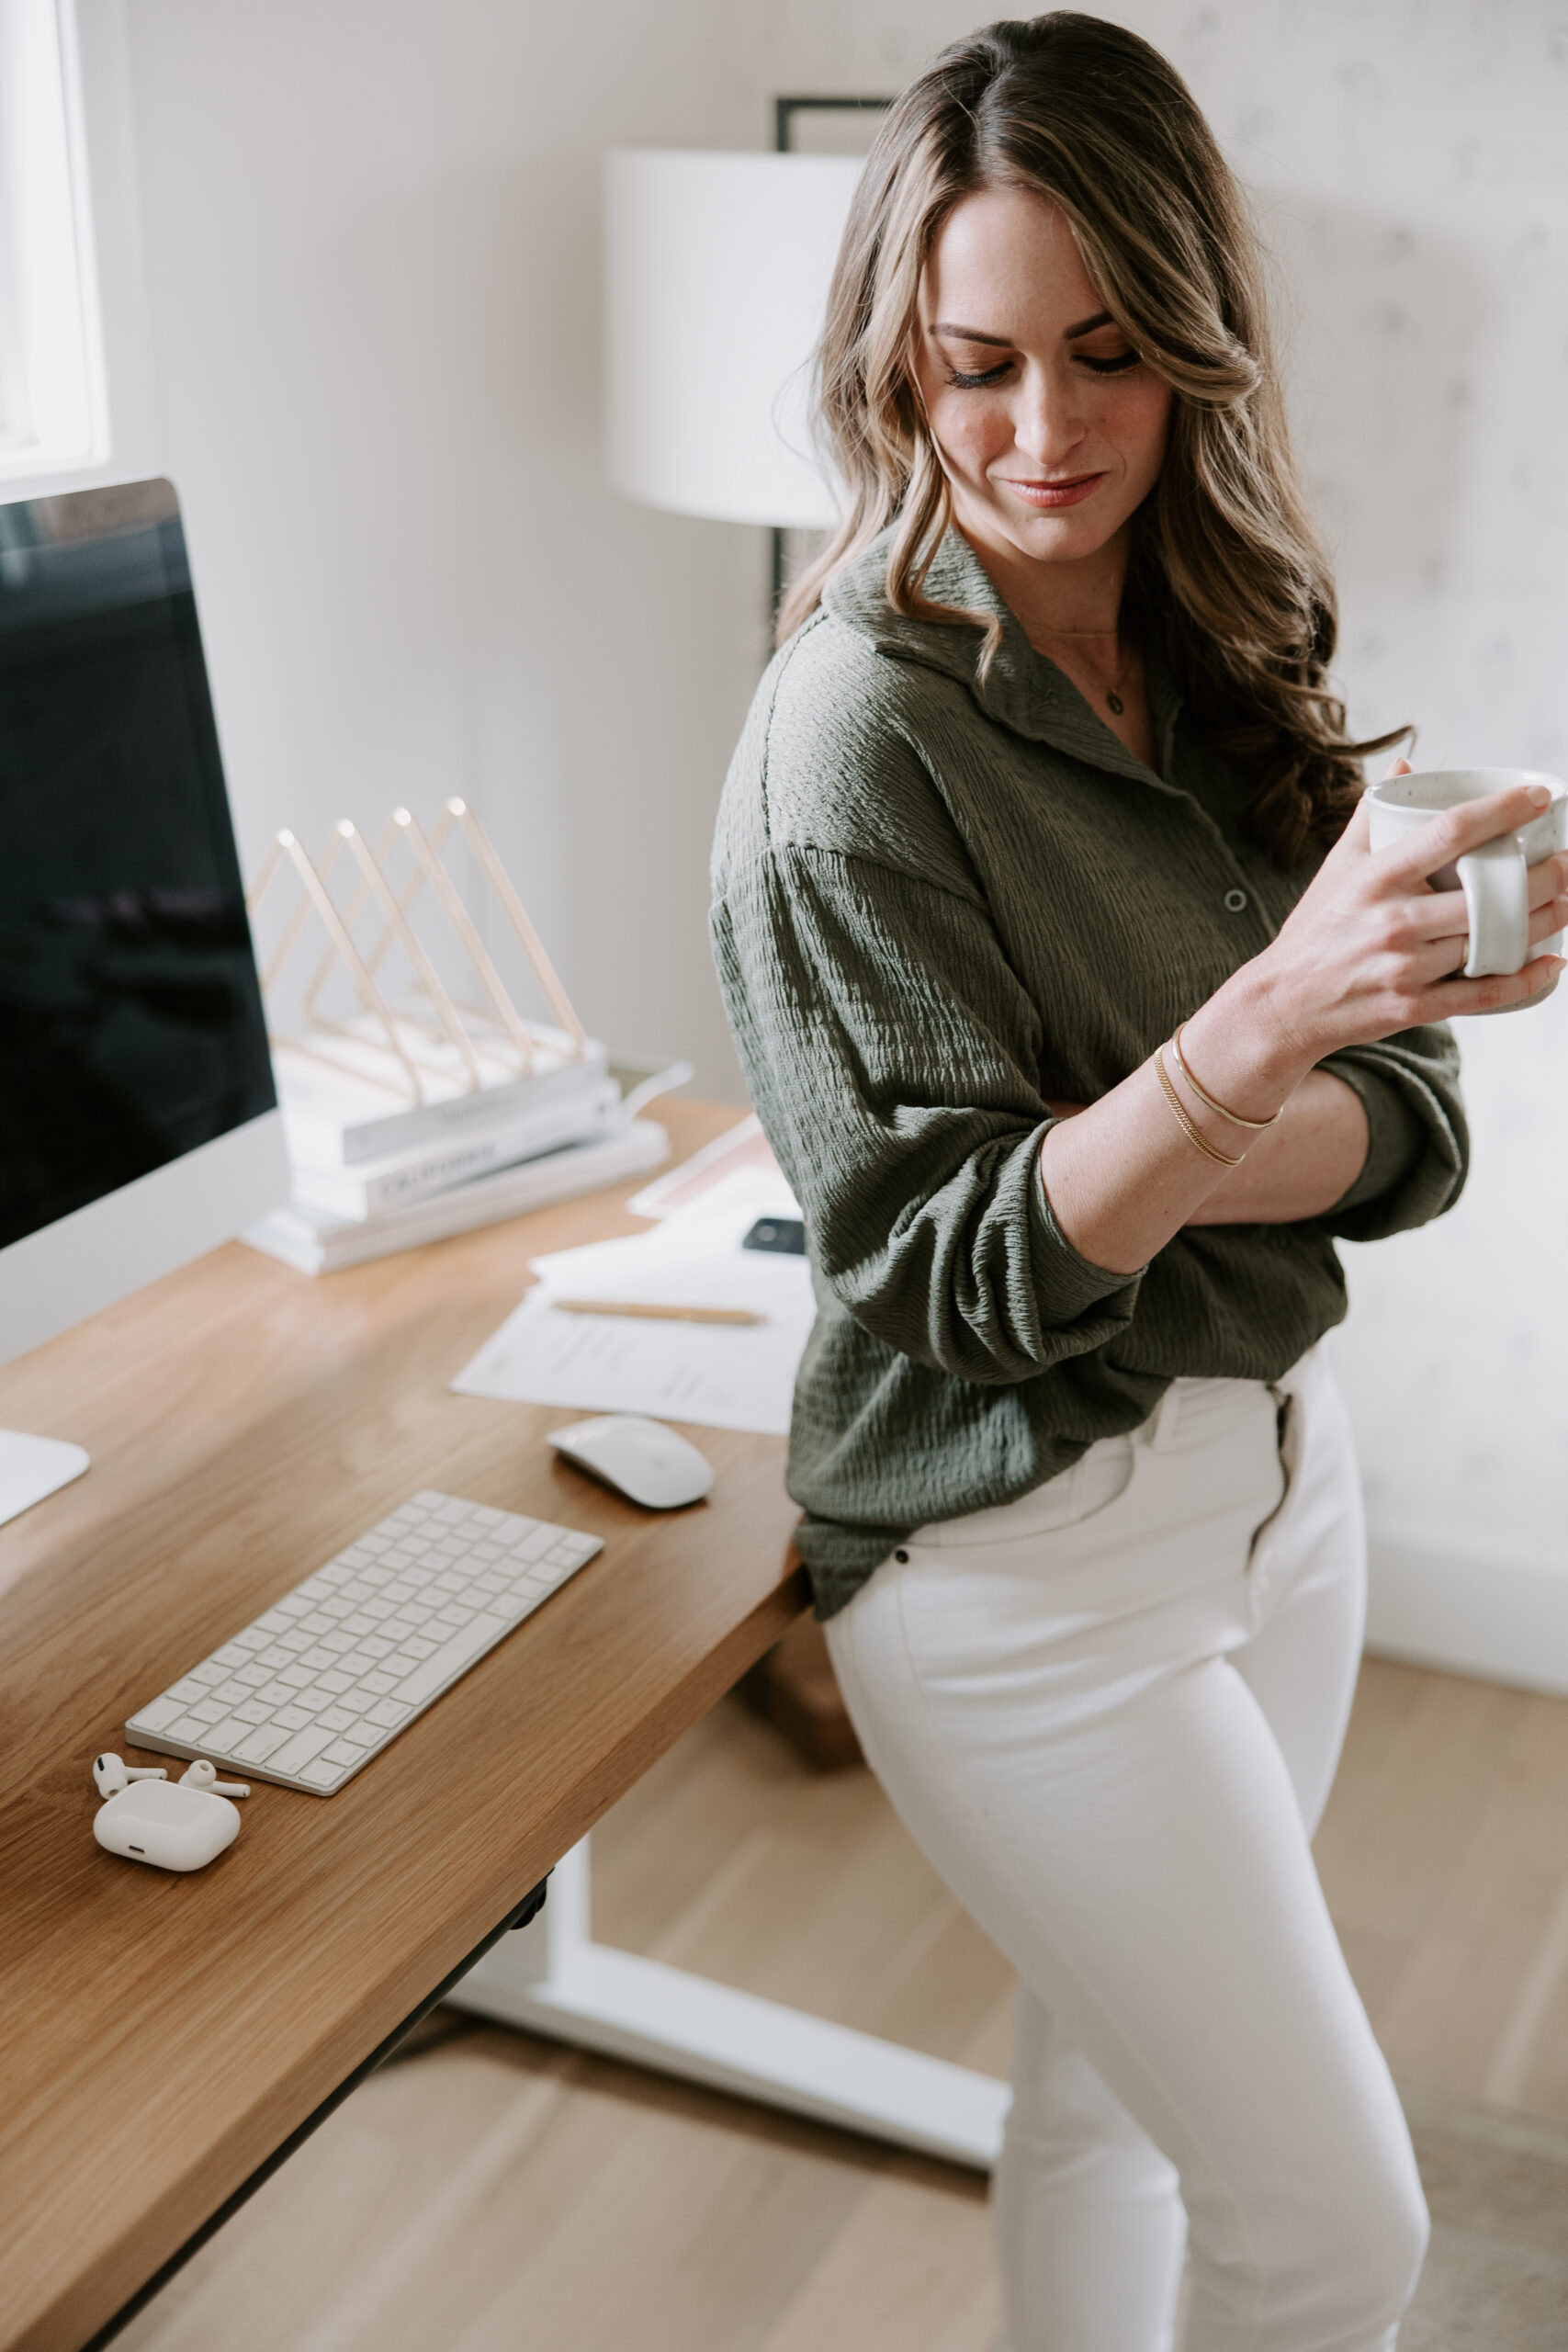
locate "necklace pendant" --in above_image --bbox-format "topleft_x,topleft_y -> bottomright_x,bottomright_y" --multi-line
1107,690 -> 1124,715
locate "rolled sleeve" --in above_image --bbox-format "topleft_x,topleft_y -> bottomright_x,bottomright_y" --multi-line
712,844 -> 1142,1385
1317,1026 -> 1468,1241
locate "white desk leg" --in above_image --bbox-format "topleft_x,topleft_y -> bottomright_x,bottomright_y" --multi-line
446,1833 -> 1008,2171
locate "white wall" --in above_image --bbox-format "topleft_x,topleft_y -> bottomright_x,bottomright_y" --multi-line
120,0 -> 1567,1678
122,0 -> 772,1087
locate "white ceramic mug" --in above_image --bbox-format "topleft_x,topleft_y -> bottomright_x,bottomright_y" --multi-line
1365,767 -> 1567,996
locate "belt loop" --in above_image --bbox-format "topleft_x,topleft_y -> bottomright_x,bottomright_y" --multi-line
1149,1385 -> 1183,1452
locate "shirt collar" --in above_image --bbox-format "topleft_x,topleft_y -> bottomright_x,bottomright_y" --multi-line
820,523 -> 1183,792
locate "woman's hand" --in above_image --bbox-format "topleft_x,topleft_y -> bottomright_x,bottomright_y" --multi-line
1039,760 -> 1567,1276
1179,764 -> 1568,1123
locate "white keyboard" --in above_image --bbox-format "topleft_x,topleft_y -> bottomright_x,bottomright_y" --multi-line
126,1491 -> 603,1795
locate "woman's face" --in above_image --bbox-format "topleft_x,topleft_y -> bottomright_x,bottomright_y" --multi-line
910,186 -> 1173,572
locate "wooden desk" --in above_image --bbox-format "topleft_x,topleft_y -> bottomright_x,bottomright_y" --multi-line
0,1101 -> 807,2352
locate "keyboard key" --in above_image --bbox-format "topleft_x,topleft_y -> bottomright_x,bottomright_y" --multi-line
367,1699 -> 411,1728
270,1724 -> 335,1776
274,1705 -> 311,1731
300,1759 -> 345,1789
191,1661 -> 229,1686
280,1666 -> 316,1690
317,1671 -> 354,1694
393,1612 -> 513,1705
128,1696 -> 183,1732
166,1677 -> 209,1703
318,1707 -> 355,1732
234,1725 -> 290,1763
322,1738 -> 368,1765
212,1643 -> 251,1668
338,1691 -> 375,1715
234,1628 -> 270,1651
206,1714 -> 254,1750
236,1702 -> 273,1726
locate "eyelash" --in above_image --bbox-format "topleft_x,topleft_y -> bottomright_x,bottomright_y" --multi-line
943,353 -> 1142,389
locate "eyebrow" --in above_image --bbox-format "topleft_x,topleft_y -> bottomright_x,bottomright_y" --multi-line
930,311 -> 1115,345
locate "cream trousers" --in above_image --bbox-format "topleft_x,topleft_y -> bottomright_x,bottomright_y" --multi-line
825,1342 -> 1427,2352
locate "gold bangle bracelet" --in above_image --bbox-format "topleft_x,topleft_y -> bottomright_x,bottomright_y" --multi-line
1170,1024 -> 1285,1131
1155,1047 -> 1245,1167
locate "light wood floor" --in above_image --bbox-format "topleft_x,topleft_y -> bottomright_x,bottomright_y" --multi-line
119,1656 -> 1568,2352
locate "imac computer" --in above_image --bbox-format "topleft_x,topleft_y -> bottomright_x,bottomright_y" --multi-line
0,477 -> 289,1523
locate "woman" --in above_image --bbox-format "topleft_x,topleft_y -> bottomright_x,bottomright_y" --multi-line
711,17 -> 1565,2351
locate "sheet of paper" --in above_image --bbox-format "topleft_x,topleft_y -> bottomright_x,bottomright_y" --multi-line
626,1115 -> 799,1221
451,1183 -> 815,1435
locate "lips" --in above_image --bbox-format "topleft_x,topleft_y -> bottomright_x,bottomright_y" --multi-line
1001,473 -> 1107,510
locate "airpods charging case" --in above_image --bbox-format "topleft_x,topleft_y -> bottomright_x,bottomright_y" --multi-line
95,1780 -> 241,1871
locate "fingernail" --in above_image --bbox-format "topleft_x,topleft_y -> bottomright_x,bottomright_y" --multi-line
1529,785 -> 1552,808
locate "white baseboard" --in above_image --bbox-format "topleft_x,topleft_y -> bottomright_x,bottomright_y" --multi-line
1366,1530 -> 1568,1697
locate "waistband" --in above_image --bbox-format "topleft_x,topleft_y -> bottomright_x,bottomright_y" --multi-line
1141,1338 -> 1327,1454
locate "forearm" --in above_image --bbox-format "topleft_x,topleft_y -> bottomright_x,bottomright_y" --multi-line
1183,1069 -> 1368,1224
1040,969 -> 1314,1273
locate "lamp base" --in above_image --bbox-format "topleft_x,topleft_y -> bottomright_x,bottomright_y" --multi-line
0,1431 -> 90,1529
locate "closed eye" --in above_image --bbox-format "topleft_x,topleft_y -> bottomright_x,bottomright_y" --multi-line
945,360 -> 1012,389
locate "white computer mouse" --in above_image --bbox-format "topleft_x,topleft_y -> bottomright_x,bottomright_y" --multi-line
95,1779 -> 241,1872
548,1415 -> 714,1510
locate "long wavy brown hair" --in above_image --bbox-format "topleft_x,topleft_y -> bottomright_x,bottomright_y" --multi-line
780,12 -> 1405,868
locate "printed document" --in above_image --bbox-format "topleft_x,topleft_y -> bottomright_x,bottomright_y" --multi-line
451,1166 -> 812,1435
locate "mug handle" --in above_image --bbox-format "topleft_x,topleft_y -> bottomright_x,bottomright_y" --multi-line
1457,835 -> 1529,977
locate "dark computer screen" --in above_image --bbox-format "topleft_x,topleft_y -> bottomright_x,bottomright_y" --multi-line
0,480 -> 275,1253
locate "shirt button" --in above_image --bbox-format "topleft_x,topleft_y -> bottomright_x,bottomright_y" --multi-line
1224,888 -> 1248,913
894,1549 -> 909,1564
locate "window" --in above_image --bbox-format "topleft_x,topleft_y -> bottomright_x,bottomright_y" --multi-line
0,0 -> 105,478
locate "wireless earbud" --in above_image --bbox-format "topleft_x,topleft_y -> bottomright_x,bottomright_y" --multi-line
93,1752 -> 168,1799
179,1758 -> 250,1797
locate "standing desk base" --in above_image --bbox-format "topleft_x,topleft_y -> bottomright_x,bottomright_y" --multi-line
446,1837 -> 1009,2170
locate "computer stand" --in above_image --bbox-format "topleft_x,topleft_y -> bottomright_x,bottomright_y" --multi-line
446,1830 -> 1009,2169
0,1430 -> 90,1530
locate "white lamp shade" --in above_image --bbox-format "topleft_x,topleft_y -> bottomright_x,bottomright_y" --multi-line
606,149 -> 863,531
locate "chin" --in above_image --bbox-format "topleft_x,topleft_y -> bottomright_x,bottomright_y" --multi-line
998,503 -> 1122,561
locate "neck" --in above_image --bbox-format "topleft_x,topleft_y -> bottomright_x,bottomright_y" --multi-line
953,511 -> 1133,652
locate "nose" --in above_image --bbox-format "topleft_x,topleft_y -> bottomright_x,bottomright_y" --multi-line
1010,359 -> 1089,469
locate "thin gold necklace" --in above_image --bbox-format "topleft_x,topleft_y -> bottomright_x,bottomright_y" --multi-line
1035,623 -> 1130,717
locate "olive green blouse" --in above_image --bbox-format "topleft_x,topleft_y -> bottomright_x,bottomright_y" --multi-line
710,528 -> 1465,1618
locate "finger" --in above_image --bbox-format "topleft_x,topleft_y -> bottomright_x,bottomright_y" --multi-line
1405,890 -> 1568,980
1525,850 -> 1568,911
1375,783 -> 1554,888
1414,951 -> 1565,1023
1323,794 -> 1374,867
1384,756 -> 1413,778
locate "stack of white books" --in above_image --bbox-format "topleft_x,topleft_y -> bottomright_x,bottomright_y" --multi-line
243,1024 -> 676,1277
